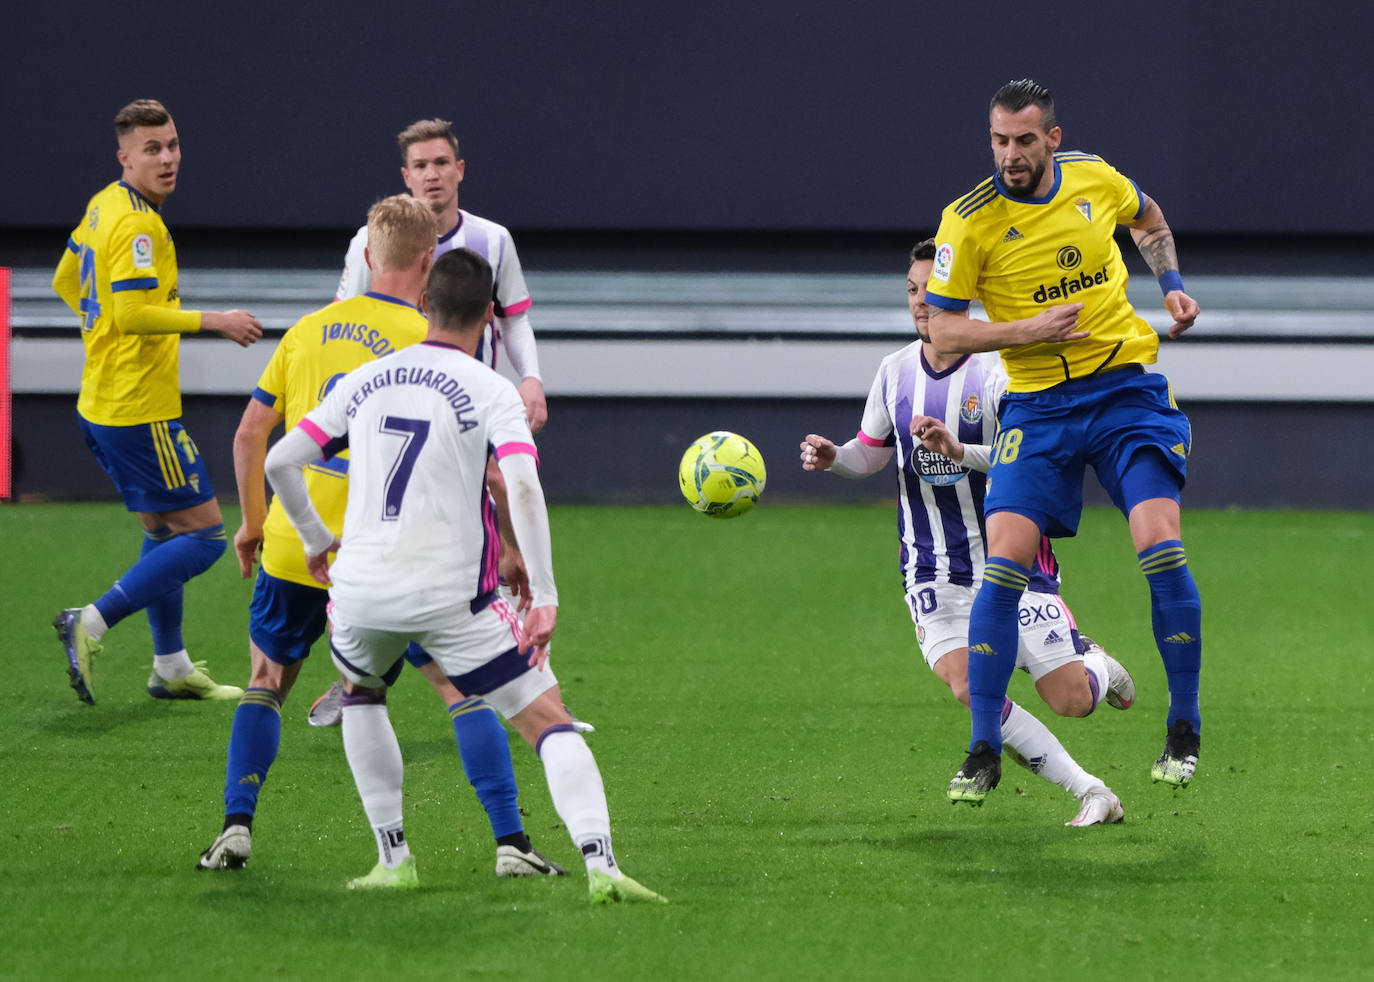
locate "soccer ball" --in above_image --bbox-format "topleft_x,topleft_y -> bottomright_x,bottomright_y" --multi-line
678,431 -> 767,518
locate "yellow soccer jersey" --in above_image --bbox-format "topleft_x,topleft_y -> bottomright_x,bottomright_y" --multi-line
257,293 -> 427,588
54,181 -> 187,425
926,152 -> 1158,392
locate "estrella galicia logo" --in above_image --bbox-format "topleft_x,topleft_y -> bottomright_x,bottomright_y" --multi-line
1056,245 -> 1081,270
912,446 -> 967,486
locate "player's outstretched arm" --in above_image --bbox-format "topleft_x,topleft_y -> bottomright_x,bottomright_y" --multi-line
1129,193 -> 1200,339
800,434 -> 838,471
201,310 -> 265,347
802,433 -> 894,479
232,398 -> 285,578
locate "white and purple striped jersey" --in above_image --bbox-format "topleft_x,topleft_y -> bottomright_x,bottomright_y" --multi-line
856,345 -> 1060,593
296,339 -> 536,631
336,210 -> 536,374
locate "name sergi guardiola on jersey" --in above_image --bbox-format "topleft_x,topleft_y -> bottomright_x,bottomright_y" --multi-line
346,364 -> 479,431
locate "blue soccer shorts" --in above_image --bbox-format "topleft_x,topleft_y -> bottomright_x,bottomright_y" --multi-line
80,416 -> 215,514
249,571 -> 329,665
986,366 -> 1191,537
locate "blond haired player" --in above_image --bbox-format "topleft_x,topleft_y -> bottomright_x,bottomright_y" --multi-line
264,248 -> 663,902
197,197 -> 563,879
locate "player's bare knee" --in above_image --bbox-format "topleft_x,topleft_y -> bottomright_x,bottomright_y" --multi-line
1045,686 -> 1094,718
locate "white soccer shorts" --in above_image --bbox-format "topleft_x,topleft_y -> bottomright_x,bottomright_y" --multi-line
328,595 -> 558,719
905,582 -> 1081,680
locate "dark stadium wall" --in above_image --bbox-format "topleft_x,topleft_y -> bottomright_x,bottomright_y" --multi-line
7,1 -> 1371,235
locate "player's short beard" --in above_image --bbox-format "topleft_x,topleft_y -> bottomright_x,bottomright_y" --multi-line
1001,161 -> 1046,199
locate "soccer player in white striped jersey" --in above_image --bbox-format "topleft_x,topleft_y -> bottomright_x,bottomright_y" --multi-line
800,239 -> 1134,826
265,248 -> 664,902
336,117 -> 546,433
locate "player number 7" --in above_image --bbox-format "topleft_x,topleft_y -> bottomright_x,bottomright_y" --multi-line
379,415 -> 430,521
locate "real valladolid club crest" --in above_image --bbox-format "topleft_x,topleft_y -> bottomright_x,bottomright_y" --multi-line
959,394 -> 982,424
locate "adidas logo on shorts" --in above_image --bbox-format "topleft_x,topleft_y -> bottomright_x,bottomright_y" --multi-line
1042,629 -> 1064,647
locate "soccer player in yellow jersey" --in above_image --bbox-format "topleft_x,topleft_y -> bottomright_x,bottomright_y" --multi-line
197,196 -> 563,878
925,80 -> 1203,804
50,99 -> 263,705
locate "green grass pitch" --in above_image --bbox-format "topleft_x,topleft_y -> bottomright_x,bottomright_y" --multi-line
0,503 -> 1370,981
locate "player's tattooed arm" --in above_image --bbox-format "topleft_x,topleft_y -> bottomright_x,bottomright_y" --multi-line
1129,194 -> 1180,278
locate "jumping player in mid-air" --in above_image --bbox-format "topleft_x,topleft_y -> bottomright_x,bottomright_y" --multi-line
923,79 -> 1202,803
801,239 -> 1134,825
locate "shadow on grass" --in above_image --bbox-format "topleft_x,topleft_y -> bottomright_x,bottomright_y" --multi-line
882,822 -> 1211,890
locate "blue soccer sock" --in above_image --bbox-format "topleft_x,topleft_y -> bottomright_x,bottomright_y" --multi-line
223,688 -> 284,824
967,558 -> 1030,754
95,524 -> 227,629
449,697 -> 524,841
1139,540 -> 1202,732
138,526 -> 185,655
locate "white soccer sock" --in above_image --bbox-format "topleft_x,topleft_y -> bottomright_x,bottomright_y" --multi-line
1001,700 -> 1101,798
538,729 -> 615,874
152,650 -> 194,681
342,702 -> 409,866
81,604 -> 108,642
1081,646 -> 1110,712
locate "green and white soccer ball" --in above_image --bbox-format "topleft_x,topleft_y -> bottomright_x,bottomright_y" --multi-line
678,431 -> 767,519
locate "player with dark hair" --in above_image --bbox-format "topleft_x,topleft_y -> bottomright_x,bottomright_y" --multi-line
51,99 -> 263,704
197,196 -> 563,879
801,240 -> 1133,826
308,116 -> 557,727
263,248 -> 664,902
924,79 -> 1202,804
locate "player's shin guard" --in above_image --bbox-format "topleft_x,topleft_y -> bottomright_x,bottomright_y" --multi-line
341,693 -> 408,864
448,697 -> 523,840
138,526 -> 186,655
1139,540 -> 1202,732
537,725 -> 612,861
223,688 -> 283,822
967,558 -> 1029,754
94,524 -> 228,629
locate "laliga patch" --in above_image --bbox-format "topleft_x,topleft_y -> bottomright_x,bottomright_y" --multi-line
132,233 -> 154,269
932,242 -> 954,283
